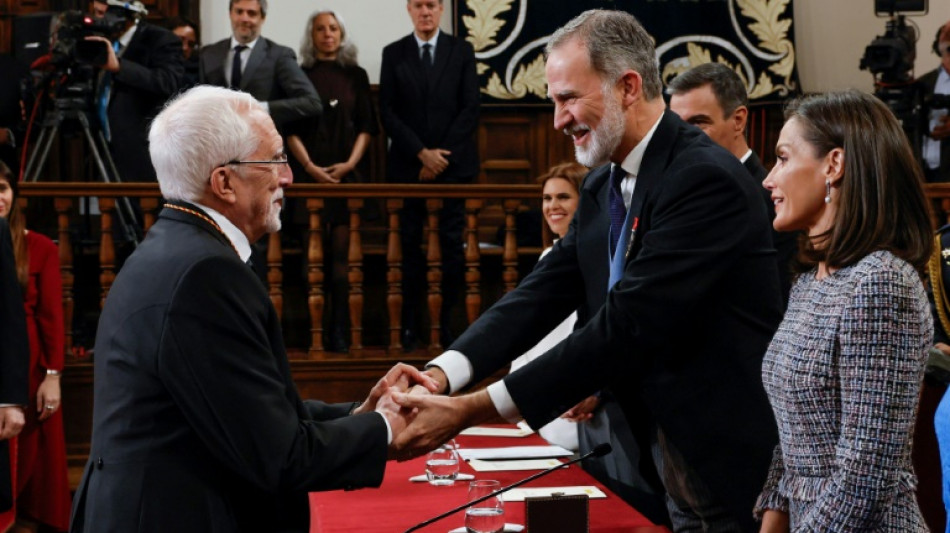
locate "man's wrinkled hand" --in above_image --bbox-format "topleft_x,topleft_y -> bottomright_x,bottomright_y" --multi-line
418,148 -> 451,174
562,395 -> 599,422
353,363 -> 439,415
0,406 -> 25,440
389,389 -> 496,461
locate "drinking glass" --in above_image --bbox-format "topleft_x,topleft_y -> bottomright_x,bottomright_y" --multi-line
425,439 -> 460,486
464,480 -> 504,533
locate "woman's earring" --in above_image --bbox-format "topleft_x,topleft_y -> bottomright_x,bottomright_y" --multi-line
824,179 -> 831,204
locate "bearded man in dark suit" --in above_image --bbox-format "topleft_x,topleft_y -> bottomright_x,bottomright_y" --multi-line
379,0 -> 480,350
390,10 -> 783,532
69,86 -> 433,533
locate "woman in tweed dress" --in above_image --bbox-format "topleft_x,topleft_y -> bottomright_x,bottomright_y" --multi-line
755,91 -> 934,531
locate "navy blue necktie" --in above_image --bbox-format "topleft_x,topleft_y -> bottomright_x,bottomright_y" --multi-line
608,165 -> 627,256
421,44 -> 433,75
231,45 -> 247,89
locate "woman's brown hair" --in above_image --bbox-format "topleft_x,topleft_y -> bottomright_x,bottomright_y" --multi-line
537,162 -> 588,246
787,90 -> 933,273
0,161 -> 27,288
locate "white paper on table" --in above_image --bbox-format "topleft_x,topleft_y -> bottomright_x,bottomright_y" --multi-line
457,445 -> 573,461
501,486 -> 607,502
459,426 -> 534,438
468,458 -> 564,472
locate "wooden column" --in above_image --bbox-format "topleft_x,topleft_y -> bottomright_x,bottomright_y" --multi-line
386,199 -> 404,354
502,199 -> 521,293
425,198 -> 443,353
464,199 -> 483,325
267,232 -> 283,320
306,199 -> 325,358
98,197 -> 116,309
347,198 -> 365,355
141,197 -> 160,232
54,197 -> 75,358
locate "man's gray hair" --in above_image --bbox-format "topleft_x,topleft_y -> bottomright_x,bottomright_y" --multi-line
666,62 -> 749,117
545,9 -> 662,101
149,86 -> 265,203
299,9 -> 359,68
229,0 -> 267,16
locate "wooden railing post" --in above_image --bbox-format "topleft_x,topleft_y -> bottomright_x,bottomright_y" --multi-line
502,199 -> 521,293
425,199 -> 444,353
141,197 -> 160,233
464,199 -> 483,325
98,197 -> 116,309
54,198 -> 75,358
267,232 -> 283,320
386,199 -> 404,355
347,199 -> 365,355
306,199 -> 325,358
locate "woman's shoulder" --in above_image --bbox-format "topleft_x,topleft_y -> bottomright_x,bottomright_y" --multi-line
25,230 -> 56,251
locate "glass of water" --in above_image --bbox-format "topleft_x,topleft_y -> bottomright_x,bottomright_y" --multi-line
425,439 -> 460,486
465,479 -> 504,533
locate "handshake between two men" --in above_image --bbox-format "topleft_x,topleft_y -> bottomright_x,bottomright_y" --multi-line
363,363 -> 501,461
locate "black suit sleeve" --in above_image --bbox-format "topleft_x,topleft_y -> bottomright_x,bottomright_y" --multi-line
439,41 -> 479,156
379,42 -> 426,159
0,218 -> 28,406
470,162 -> 764,427
267,45 -> 322,126
160,256 -> 386,493
113,25 -> 183,99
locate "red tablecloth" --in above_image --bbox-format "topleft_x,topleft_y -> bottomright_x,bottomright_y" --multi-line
310,426 -> 665,532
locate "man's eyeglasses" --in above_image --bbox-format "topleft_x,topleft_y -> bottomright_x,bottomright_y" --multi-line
226,157 -> 289,166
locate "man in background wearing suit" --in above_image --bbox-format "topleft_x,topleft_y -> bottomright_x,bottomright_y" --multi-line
69,86 -> 435,533
199,0 -> 321,130
668,62 -> 797,304
390,10 -> 782,531
379,0 -> 480,351
89,0 -> 183,182
0,216 -> 27,515
919,20 -> 950,183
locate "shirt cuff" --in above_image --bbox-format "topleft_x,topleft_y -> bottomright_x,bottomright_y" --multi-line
427,350 -> 472,394
376,411 -> 393,444
487,380 -> 521,422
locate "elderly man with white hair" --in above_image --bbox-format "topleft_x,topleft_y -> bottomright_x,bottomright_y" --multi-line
69,86 -> 434,533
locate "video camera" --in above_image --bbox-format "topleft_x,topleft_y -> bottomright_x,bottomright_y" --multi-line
859,0 -> 926,84
49,5 -> 137,68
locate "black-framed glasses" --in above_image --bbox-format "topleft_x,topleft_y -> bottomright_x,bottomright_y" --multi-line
226,157 -> 289,166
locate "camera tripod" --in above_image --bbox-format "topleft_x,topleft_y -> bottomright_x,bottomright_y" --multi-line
22,93 -> 141,245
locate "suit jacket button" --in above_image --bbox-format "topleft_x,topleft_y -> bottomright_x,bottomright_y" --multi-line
96,457 -> 104,470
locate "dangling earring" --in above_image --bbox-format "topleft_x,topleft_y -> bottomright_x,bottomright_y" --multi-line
824,179 -> 831,204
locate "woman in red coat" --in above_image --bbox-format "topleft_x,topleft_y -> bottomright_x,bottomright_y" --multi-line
0,162 -> 70,532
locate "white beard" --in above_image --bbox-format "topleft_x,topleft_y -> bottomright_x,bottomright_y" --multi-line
573,91 -> 625,168
264,190 -> 283,234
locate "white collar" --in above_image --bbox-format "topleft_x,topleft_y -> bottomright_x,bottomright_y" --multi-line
117,21 -> 138,48
230,36 -> 260,50
192,202 -> 252,263
740,149 -> 753,163
615,113 -> 664,177
414,29 -> 440,49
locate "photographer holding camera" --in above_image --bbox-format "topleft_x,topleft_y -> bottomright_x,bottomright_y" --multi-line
86,0 -> 182,183
920,20 -> 950,183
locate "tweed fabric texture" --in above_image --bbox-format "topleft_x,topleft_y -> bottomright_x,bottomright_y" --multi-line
754,250 -> 932,531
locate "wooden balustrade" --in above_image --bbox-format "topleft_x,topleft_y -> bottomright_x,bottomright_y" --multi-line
22,181 -> 950,364
18,182 -> 541,361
